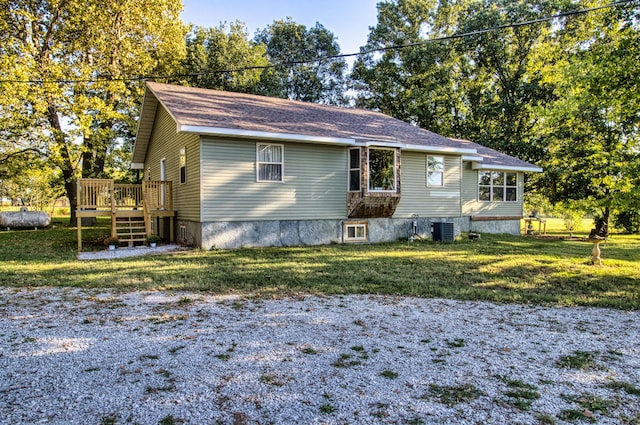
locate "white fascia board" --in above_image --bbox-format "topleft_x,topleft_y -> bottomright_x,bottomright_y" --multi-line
472,162 -> 543,173
180,125 -> 356,146
357,140 -> 403,148
462,155 -> 484,162
401,144 -> 478,155
130,162 -> 145,170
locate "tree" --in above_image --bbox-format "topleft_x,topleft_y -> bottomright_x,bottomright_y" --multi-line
254,18 -> 348,105
352,0 -> 562,162
1,0 -> 186,224
182,22 -> 270,93
535,2 -> 640,234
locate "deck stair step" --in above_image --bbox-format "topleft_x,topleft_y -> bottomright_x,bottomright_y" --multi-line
115,216 -> 147,247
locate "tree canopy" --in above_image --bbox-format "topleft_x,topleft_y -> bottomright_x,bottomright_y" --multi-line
1,0 -> 186,222
254,18 -> 348,105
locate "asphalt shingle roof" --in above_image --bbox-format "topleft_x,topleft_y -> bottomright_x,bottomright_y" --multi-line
134,82 -> 541,171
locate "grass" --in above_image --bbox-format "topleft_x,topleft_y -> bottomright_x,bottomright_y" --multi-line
499,376 -> 540,411
1,217 -> 639,309
556,351 -> 600,370
428,383 -> 485,406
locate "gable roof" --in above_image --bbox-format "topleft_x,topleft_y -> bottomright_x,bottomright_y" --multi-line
133,82 -> 541,172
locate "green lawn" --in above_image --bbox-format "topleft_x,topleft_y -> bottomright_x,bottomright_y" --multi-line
1,218 -> 638,309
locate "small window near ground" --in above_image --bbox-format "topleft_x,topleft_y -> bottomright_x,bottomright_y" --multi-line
344,222 -> 368,242
478,171 -> 517,202
368,148 -> 395,191
257,144 -> 283,182
349,148 -> 361,191
427,155 -> 444,186
179,147 -> 186,184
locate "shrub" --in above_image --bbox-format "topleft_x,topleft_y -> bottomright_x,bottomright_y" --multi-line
103,236 -> 120,246
614,210 -> 640,234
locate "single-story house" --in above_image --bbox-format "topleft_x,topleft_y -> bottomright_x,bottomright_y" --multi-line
131,82 -> 542,249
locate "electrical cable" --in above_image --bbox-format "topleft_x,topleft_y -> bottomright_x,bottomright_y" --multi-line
0,0 -> 636,85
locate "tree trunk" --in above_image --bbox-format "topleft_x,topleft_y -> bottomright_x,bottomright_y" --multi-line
46,104 -> 78,226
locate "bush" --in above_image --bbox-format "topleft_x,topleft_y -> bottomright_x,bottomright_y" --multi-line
614,211 -> 640,234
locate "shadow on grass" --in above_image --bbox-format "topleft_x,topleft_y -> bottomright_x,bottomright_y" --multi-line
1,223 -> 639,309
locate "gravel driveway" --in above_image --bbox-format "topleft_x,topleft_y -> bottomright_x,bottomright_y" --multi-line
1,287 -> 639,424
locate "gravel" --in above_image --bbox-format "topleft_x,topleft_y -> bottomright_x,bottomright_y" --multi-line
1,287 -> 639,424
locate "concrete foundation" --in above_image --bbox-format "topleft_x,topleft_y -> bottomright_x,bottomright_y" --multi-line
469,219 -> 521,235
196,216 -> 523,249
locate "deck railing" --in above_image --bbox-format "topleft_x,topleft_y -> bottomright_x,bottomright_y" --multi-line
113,184 -> 144,209
142,180 -> 173,211
77,179 -> 114,210
76,179 -> 172,212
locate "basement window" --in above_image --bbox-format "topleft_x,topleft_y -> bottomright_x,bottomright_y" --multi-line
344,222 -> 368,243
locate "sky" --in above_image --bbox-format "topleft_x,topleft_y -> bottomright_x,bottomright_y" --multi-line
180,0 -> 380,58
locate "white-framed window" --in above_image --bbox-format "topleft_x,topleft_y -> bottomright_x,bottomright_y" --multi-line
368,148 -> 396,192
427,155 -> 444,186
478,171 -> 518,202
348,148 -> 361,192
179,147 -> 186,184
343,221 -> 368,242
256,143 -> 283,182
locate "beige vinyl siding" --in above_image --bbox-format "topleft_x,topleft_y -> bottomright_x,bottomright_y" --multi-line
395,152 -> 462,217
461,162 -> 524,216
145,105 -> 200,221
201,138 -> 347,221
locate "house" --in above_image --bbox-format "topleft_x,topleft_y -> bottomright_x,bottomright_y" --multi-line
131,82 -> 542,249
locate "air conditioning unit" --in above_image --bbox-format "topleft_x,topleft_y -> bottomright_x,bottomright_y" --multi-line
432,222 -> 454,242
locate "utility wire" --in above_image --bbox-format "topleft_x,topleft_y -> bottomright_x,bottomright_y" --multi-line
0,0 -> 637,85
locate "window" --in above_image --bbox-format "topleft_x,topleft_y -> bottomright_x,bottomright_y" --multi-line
179,147 -> 186,184
349,148 -> 361,191
368,148 -> 395,191
343,222 -> 368,242
257,144 -> 283,182
427,155 -> 444,186
478,171 -> 517,202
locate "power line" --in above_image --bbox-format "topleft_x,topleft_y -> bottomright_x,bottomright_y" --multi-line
0,0 -> 637,85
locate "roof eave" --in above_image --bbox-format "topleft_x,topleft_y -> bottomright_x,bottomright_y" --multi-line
180,125 -> 357,146
471,162 -> 543,173
131,87 -> 160,164
401,144 -> 478,155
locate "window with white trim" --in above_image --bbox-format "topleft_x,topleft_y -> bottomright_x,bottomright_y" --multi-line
368,148 -> 396,191
427,155 -> 444,186
344,222 -> 368,242
478,171 -> 517,202
348,148 -> 361,191
179,147 -> 186,184
256,143 -> 283,182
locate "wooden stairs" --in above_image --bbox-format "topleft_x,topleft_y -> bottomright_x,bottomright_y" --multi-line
75,179 -> 175,251
115,215 -> 147,247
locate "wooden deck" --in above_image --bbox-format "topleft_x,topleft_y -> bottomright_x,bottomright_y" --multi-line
75,179 -> 175,250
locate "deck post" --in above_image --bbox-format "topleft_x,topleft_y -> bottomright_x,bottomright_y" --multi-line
110,180 -> 117,238
77,215 -> 82,251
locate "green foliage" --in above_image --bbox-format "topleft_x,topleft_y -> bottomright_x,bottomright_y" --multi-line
614,210 -> 640,234
553,201 -> 588,232
183,22 -> 269,93
428,383 -> 485,406
254,18 -> 348,104
536,2 -> 640,227
1,220 -> 639,309
352,0 -> 562,162
1,0 -> 187,222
